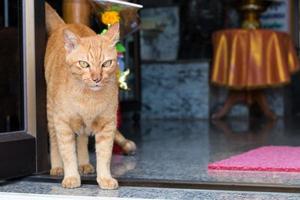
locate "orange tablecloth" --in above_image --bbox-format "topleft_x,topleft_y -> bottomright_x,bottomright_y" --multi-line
211,29 -> 299,89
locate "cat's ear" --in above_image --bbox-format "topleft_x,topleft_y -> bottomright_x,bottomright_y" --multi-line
63,29 -> 80,53
103,23 -> 120,46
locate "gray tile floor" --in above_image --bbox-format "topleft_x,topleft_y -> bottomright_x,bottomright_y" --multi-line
1,180 -> 300,199
3,118 -> 300,199
46,118 -> 300,187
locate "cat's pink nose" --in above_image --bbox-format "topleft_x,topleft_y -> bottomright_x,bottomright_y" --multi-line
93,78 -> 101,83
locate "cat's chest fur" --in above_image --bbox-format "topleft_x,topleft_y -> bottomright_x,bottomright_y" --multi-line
56,79 -> 118,134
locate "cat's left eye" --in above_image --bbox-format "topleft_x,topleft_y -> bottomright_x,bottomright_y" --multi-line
79,61 -> 90,68
102,60 -> 112,68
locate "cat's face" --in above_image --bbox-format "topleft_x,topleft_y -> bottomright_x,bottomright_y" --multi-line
64,24 -> 119,91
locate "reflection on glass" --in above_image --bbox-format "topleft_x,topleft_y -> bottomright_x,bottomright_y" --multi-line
0,0 -> 24,132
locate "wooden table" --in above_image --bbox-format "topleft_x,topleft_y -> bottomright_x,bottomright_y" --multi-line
211,29 -> 299,119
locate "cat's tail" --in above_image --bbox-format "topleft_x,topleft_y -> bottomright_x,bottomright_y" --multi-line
45,2 -> 65,35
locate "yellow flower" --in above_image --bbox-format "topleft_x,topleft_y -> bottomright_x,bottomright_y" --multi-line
101,11 -> 120,25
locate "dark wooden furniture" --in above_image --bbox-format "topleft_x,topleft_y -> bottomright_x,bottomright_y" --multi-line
62,0 -> 91,25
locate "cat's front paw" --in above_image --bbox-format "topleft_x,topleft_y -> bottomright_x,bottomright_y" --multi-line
50,167 -> 64,176
62,176 -> 81,189
79,164 -> 95,175
97,177 -> 118,190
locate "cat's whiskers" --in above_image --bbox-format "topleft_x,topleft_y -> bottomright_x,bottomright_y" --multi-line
107,77 -> 117,83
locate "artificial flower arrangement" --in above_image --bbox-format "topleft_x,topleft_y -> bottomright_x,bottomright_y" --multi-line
90,0 -> 142,90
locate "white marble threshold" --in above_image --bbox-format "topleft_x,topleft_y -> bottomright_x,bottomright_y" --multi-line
0,192 -> 149,200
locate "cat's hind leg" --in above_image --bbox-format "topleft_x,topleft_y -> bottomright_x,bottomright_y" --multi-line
49,131 -> 64,176
48,105 -> 63,176
77,134 -> 95,175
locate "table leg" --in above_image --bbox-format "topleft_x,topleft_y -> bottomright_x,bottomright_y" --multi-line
212,90 -> 277,120
212,91 -> 246,119
253,91 -> 277,120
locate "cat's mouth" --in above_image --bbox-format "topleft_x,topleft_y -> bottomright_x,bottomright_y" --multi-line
89,84 -> 102,91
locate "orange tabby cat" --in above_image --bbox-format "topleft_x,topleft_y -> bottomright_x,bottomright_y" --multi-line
45,3 -> 135,189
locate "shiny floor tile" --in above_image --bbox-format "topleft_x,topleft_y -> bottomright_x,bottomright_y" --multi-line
29,118 -> 300,190
110,118 -> 300,187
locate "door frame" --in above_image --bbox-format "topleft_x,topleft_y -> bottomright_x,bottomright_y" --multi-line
22,0 -> 49,174
33,0 -> 49,174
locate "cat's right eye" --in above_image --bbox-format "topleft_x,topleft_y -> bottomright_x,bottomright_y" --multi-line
79,61 -> 90,68
102,60 -> 112,68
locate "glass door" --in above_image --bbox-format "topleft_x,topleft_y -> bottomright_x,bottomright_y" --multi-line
0,0 -> 37,179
